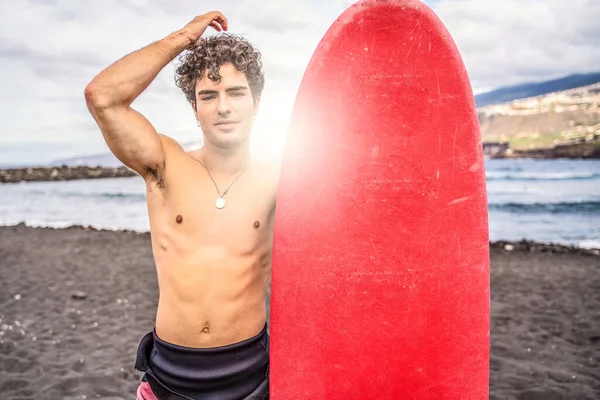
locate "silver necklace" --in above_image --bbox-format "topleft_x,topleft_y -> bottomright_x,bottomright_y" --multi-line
200,147 -> 250,209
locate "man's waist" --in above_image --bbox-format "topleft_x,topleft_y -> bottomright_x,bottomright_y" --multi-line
134,322 -> 270,399
154,303 -> 267,348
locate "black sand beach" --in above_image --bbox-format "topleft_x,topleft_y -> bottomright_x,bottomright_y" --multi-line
0,224 -> 599,399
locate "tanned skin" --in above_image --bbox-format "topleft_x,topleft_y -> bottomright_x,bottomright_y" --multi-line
85,11 -> 279,348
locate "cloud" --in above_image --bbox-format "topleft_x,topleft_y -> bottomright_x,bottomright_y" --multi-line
0,0 -> 597,164
433,0 -> 600,89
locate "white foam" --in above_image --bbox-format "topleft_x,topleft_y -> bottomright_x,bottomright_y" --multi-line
486,171 -> 600,180
0,218 -> 150,233
578,239 -> 600,250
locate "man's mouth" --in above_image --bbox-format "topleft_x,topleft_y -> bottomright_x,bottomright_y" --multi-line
215,121 -> 240,126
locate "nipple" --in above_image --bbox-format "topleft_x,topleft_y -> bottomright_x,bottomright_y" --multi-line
176,215 -> 183,224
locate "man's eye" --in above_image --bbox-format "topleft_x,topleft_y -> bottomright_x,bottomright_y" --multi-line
231,92 -> 244,96
201,96 -> 215,101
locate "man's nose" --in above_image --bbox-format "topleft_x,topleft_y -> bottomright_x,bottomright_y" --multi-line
217,94 -> 231,114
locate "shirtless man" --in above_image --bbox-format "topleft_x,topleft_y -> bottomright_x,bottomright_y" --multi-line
84,11 -> 277,400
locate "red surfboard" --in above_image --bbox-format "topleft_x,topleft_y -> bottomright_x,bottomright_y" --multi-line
271,0 -> 490,398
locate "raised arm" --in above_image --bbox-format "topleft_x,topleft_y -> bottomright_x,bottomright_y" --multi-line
83,11 -> 228,182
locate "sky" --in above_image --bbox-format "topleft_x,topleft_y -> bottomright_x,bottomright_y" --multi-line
0,0 -> 598,166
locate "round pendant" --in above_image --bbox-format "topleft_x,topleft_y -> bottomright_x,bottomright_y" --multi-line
215,198 -> 226,209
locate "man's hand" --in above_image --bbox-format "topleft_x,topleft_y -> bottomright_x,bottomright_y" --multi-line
181,11 -> 229,48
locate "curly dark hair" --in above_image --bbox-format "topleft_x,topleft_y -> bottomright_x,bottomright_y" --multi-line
174,33 -> 265,107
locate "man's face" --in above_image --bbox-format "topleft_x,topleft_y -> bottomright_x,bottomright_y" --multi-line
193,63 -> 260,148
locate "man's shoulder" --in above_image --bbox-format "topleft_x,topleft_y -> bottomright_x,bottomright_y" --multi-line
249,157 -> 281,206
250,157 -> 281,181
154,134 -> 201,174
157,133 -> 200,163
157,133 -> 185,152
252,157 -> 281,169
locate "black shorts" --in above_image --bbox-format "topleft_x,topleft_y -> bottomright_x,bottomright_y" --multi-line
134,323 -> 270,400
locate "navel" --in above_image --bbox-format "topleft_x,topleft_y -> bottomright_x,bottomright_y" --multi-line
176,215 -> 183,224
201,321 -> 210,334
254,220 -> 260,229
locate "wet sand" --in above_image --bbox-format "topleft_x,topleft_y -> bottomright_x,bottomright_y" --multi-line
0,224 -> 598,399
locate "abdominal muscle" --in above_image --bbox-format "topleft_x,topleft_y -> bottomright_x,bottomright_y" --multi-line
152,239 -> 270,349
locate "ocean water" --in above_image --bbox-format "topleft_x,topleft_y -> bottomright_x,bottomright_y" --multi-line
1,159 -> 599,249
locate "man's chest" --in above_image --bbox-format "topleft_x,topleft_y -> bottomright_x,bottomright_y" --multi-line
148,171 -> 276,254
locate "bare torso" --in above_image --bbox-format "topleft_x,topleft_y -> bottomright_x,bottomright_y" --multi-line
146,135 -> 278,348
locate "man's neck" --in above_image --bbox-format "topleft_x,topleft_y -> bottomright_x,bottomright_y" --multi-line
201,142 -> 251,176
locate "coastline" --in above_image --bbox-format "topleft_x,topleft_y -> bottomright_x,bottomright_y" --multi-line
4,222 -> 599,254
0,166 -> 136,183
2,153 -> 600,183
483,139 -> 600,160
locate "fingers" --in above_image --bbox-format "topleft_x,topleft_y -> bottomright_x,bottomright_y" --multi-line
210,20 -> 222,32
207,11 -> 228,31
186,11 -> 228,44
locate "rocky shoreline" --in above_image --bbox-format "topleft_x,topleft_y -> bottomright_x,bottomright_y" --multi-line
489,238 -> 600,256
510,140 -> 600,159
484,138 -> 600,159
0,165 -> 137,183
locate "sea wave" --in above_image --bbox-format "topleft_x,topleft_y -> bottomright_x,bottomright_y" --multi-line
486,171 -> 600,181
23,190 -> 147,202
489,201 -> 600,214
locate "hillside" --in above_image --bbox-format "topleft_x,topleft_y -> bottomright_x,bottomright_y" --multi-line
478,83 -> 600,158
475,72 -> 600,108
